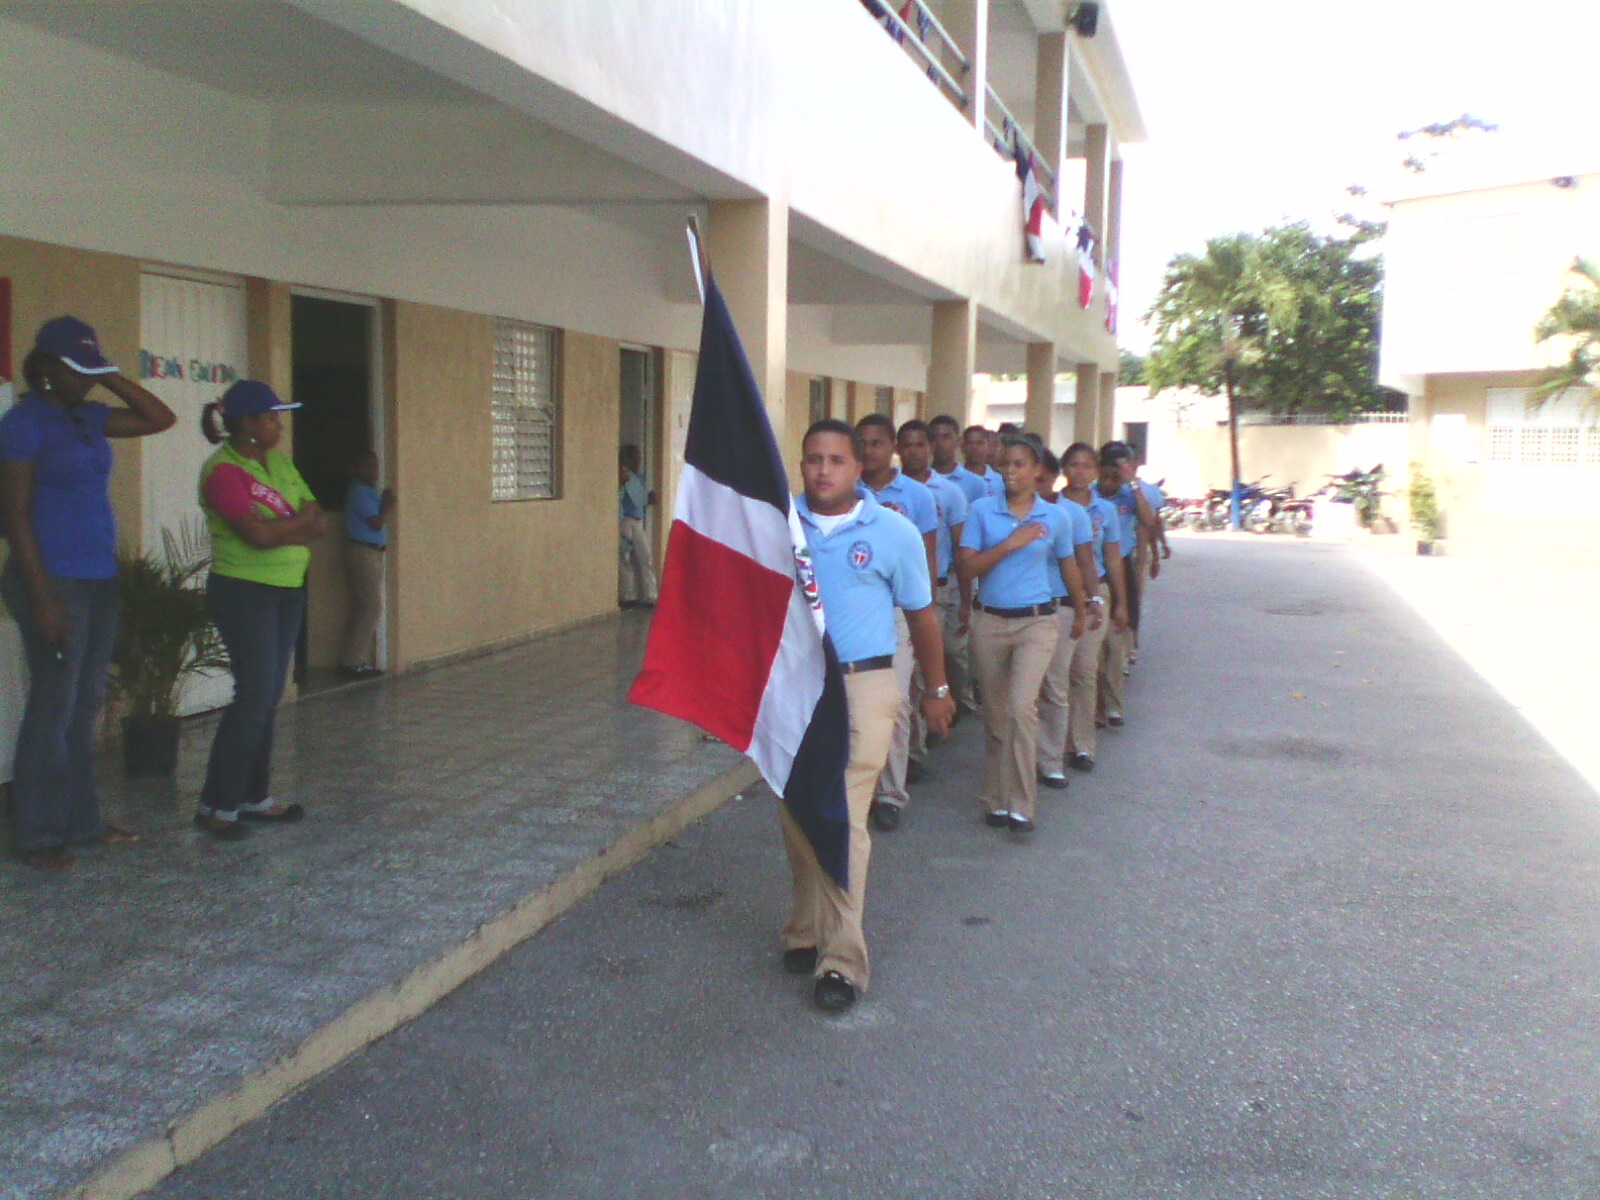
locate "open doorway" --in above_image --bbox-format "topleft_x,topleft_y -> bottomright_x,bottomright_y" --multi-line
618,347 -> 659,605
289,293 -> 384,693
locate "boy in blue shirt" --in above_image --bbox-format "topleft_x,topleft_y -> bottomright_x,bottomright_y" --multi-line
618,443 -> 657,608
785,420 -> 954,1013
340,449 -> 395,679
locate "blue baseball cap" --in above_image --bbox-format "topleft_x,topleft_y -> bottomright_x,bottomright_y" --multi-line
219,379 -> 301,419
33,316 -> 117,375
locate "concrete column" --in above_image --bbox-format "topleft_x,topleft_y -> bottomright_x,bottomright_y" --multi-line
1106,156 -> 1124,270
1074,363 -> 1100,446
943,0 -> 989,133
1024,342 -> 1057,439
1034,32 -> 1068,211
1084,123 -> 1109,260
706,198 -> 793,455
1099,371 -> 1119,444
928,299 -> 978,425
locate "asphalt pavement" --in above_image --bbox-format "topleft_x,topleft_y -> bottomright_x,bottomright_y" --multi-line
146,537 -> 1600,1200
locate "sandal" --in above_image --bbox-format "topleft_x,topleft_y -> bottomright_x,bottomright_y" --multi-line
239,802 -> 305,824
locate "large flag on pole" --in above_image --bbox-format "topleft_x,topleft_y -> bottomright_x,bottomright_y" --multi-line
628,242 -> 853,889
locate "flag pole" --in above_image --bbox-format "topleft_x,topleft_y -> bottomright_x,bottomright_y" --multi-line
685,215 -> 711,305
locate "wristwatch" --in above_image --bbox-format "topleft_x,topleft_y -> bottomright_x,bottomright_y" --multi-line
931,684 -> 951,700
1087,595 -> 1105,607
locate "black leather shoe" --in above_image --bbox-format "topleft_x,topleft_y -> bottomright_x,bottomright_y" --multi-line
1068,752 -> 1095,773
1008,813 -> 1036,834
869,801 -> 901,832
1107,712 -> 1125,728
984,809 -> 1010,828
193,814 -> 251,841
1039,772 -> 1068,790
906,759 -> 928,785
782,947 -> 818,975
813,971 -> 858,1013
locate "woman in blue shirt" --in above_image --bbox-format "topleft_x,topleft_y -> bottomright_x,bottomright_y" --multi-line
956,435 -> 1088,833
0,317 -> 175,870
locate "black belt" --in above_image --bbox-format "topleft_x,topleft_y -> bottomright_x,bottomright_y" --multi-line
976,601 -> 1056,619
839,655 -> 894,675
937,575 -> 949,586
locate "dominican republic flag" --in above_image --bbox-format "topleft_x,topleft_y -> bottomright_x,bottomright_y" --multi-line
1104,260 -> 1119,333
1076,220 -> 1097,309
627,273 -> 853,889
1014,136 -> 1047,265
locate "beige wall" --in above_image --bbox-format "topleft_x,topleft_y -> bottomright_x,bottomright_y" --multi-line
388,304 -> 618,670
0,235 -> 143,549
1165,424 -> 1411,502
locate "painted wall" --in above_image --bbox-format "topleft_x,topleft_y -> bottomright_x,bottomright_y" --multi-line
387,304 -> 618,669
1164,425 -> 1410,504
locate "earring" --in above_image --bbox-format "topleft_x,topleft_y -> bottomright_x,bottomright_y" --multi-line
40,377 -> 53,392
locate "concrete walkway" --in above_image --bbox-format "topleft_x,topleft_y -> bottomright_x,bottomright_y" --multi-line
0,614 -> 752,1200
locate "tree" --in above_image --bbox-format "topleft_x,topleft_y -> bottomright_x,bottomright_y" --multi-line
1117,348 -> 1146,386
1532,258 -> 1600,413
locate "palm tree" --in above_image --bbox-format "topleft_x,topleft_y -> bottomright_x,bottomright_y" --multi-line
1532,258 -> 1600,412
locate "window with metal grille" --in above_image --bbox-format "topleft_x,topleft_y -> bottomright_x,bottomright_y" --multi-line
874,385 -> 894,417
1487,426 -> 1516,464
809,378 -> 828,425
1551,427 -> 1581,465
491,320 -> 560,501
1584,426 -> 1600,467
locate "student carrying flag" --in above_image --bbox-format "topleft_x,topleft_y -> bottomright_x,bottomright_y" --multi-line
629,224 -> 952,1013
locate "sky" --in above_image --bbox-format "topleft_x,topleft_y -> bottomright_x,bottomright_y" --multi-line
1109,0 -> 1600,352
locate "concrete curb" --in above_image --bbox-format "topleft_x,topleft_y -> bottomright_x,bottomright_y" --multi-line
60,759 -> 761,1200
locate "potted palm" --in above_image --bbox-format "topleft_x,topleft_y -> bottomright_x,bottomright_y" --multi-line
110,522 -> 229,775
1406,464 -> 1443,556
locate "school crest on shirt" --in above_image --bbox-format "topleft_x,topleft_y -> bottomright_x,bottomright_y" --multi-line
848,540 -> 873,570
880,500 -> 908,516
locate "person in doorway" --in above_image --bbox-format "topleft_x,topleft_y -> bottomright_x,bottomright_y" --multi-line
927,414 -> 978,715
195,380 -> 323,840
785,419 -> 953,1013
0,316 -> 176,870
1031,445 -> 1098,790
618,443 -> 657,609
957,435 -> 1087,834
856,413 -> 937,833
896,418 -> 968,763
1058,442 -> 1126,774
339,448 -> 394,680
962,423 -> 1005,501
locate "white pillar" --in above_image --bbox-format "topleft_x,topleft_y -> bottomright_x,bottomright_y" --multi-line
1024,342 -> 1057,439
928,299 -> 979,425
707,198 -> 793,454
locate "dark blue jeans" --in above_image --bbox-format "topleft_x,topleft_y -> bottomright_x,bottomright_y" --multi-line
1,560 -> 120,853
200,574 -> 305,816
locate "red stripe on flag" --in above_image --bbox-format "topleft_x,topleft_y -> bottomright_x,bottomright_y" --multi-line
626,520 -> 796,752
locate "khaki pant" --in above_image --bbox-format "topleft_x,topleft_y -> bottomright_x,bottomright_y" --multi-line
874,612 -> 915,809
1035,602 -> 1081,778
1099,558 -> 1134,718
780,667 -> 899,991
340,543 -> 385,669
1069,582 -> 1112,757
618,516 -> 658,603
940,577 -> 975,710
969,609 -> 1057,820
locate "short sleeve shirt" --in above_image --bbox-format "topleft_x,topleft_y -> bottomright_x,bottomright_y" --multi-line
0,393 -> 116,578
796,489 -> 932,663
943,464 -> 987,506
959,494 -> 1075,609
867,470 -> 938,537
1103,483 -> 1139,557
620,471 -> 649,521
919,471 -> 968,579
1046,496 -> 1093,599
200,444 -> 317,588
345,480 -> 386,548
1139,478 -> 1167,514
1064,493 -> 1117,579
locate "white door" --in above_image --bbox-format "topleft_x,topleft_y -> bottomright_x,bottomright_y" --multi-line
139,271 -> 249,715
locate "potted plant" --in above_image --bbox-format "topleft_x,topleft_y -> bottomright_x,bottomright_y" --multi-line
109,522 -> 229,775
1406,463 -> 1443,556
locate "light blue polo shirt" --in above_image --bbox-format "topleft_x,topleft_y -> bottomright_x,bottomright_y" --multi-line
1100,482 -> 1139,558
943,463 -> 987,506
1062,493 -> 1115,580
959,494 -> 1075,609
796,488 -> 933,663
345,480 -> 387,548
866,469 -> 937,538
975,466 -> 1005,500
917,470 -> 968,579
1139,478 -> 1166,515
620,471 -> 649,521
1044,496 -> 1093,599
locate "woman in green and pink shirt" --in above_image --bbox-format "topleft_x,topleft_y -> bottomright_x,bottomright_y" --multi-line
194,380 -> 324,840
